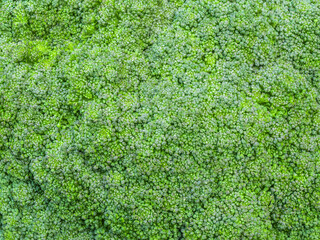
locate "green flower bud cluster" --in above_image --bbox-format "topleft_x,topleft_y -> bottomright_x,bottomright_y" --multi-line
1,0 -> 320,239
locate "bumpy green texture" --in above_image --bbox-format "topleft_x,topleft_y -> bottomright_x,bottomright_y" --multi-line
1,0 -> 320,239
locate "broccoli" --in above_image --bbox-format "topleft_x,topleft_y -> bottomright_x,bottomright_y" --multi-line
1,0 -> 320,239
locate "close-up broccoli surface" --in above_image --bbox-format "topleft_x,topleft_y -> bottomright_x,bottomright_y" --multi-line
1,0 -> 320,239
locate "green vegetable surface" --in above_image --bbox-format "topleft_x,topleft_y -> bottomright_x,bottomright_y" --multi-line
1,0 -> 320,239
